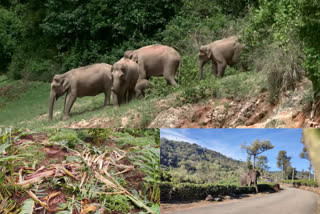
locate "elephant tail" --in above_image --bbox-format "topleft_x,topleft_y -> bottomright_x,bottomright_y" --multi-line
175,59 -> 182,84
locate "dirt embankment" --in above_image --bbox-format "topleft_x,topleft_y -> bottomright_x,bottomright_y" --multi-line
149,79 -> 320,128
63,78 -> 320,128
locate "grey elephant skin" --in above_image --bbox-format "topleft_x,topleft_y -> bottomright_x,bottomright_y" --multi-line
240,169 -> 261,193
111,58 -> 139,107
125,44 -> 181,86
135,79 -> 150,98
199,36 -> 244,79
49,63 -> 112,120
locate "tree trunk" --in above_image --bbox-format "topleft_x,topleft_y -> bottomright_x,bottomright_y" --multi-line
253,155 -> 256,169
49,90 -> 56,120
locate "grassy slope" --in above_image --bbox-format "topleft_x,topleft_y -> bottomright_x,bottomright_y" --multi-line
0,69 -> 268,128
0,78 -> 159,128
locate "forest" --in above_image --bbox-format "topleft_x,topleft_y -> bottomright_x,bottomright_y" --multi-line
1,0 -> 320,127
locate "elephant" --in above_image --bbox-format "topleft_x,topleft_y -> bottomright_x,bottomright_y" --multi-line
135,79 -> 150,98
124,44 -> 181,86
49,63 -> 112,120
199,36 -> 245,79
111,57 -> 139,107
240,169 -> 261,193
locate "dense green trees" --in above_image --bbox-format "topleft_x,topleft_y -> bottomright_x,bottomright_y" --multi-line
160,138 -> 245,184
0,0 -> 181,80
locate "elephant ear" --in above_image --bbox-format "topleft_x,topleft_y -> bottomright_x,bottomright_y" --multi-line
129,52 -> 139,64
61,76 -> 70,93
120,64 -> 128,80
124,50 -> 134,59
256,170 -> 261,178
199,46 -> 212,59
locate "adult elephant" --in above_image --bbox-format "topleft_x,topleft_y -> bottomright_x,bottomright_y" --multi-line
49,63 -> 112,120
125,44 -> 181,86
240,169 -> 261,193
111,57 -> 139,107
199,36 -> 244,79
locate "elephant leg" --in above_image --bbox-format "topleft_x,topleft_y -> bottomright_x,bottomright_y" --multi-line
211,61 -> 217,77
63,93 -> 68,115
112,91 -> 120,107
165,77 -> 178,86
163,62 -> 178,86
128,90 -> 135,102
104,89 -> 111,106
217,62 -> 227,78
138,64 -> 147,80
63,94 -> 77,120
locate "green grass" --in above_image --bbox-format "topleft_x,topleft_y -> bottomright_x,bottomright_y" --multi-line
0,70 -> 267,128
0,79 -> 161,127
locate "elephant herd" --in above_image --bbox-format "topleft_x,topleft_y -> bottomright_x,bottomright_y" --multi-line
49,36 -> 244,120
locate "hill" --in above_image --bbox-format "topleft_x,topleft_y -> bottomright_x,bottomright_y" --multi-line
160,138 -> 246,184
160,138 -> 243,168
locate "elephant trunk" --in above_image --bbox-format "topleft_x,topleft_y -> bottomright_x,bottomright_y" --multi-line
49,90 -> 56,120
199,59 -> 206,80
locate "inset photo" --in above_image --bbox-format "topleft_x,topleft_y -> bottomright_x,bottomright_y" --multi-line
160,128 -> 320,214
0,128 -> 160,214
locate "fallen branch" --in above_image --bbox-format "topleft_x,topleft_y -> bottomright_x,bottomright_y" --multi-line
26,190 -> 64,212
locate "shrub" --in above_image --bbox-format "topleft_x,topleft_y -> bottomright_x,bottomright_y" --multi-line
281,179 -> 318,187
160,182 -> 275,202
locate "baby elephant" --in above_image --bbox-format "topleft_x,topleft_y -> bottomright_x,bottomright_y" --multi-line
49,63 -> 112,120
199,36 -> 245,79
111,58 -> 139,107
135,79 -> 150,98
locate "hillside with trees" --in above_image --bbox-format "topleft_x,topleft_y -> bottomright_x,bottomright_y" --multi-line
161,138 -> 247,184
1,0 -> 320,127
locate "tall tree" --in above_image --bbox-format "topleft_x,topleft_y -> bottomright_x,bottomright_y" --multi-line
241,139 -> 274,169
300,140 -> 313,181
256,155 -> 270,174
277,150 -> 291,179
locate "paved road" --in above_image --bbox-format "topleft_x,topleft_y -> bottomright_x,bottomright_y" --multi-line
166,188 -> 319,214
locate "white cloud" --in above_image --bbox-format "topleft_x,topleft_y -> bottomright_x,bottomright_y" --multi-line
160,129 -> 200,145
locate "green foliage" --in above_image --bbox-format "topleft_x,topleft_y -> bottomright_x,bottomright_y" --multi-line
161,139 -> 245,184
0,6 -> 21,74
2,0 -> 181,80
241,139 -> 274,169
281,179 -> 318,187
113,132 -> 158,148
134,147 -> 160,203
160,182 -> 275,202
49,129 -> 84,149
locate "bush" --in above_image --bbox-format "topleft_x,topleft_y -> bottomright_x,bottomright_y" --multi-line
281,179 -> 318,187
160,182 -> 275,202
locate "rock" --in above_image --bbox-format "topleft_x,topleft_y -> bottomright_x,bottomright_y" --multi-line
273,184 -> 280,192
211,105 -> 227,127
205,195 -> 214,201
214,197 -> 223,202
224,195 -> 232,199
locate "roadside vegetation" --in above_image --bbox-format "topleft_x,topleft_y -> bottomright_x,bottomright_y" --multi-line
160,137 -> 319,202
0,128 -> 160,213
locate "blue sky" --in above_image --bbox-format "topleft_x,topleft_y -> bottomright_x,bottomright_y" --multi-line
160,129 -> 309,171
